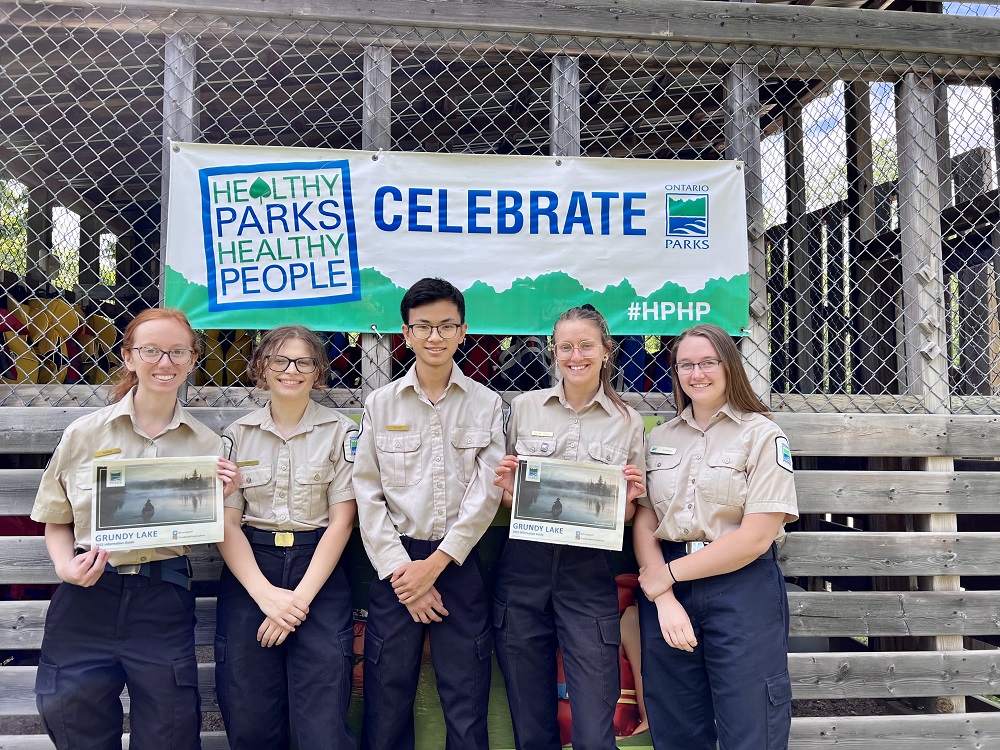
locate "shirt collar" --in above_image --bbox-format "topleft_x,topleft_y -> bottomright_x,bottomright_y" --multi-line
244,398 -> 332,438
544,379 -> 614,416
105,387 -> 193,434
397,362 -> 469,401
679,401 -> 744,429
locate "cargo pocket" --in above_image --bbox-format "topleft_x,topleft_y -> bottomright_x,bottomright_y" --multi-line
597,614 -> 623,708
765,671 -> 793,749
337,626 -> 356,703
34,658 -> 66,742
171,654 -> 201,735
474,628 -> 493,714
213,635 -> 229,713
35,657 -> 59,695
364,630 -> 385,709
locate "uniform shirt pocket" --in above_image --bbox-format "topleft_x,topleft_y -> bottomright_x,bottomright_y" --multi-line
72,467 -> 94,531
514,436 -> 556,457
587,441 -> 627,465
451,427 -> 491,484
375,432 -> 423,488
646,452 -> 683,507
293,461 -> 337,519
239,464 -> 274,520
704,449 -> 748,506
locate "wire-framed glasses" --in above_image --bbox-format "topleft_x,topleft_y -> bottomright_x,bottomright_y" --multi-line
552,340 -> 602,360
407,324 -> 461,340
675,358 -> 722,374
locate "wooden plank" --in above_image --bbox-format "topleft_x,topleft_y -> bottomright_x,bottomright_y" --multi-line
32,0 -> 1000,58
794,470 -> 1000,515
7,589 -> 1000,652
0,732 -> 230,749
550,55 -> 581,158
789,651 -> 1000,700
789,713 -> 1000,747
788,590 -> 1000,638
778,531 -> 1000,577
0,538 -> 224,585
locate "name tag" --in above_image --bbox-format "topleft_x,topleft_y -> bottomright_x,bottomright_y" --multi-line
236,460 -> 259,467
649,445 -> 676,455
387,425 -> 409,431
94,448 -> 121,458
531,430 -> 554,437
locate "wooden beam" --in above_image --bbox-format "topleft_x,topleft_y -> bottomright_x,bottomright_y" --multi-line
789,713 -> 1000,747
30,0 -> 1000,58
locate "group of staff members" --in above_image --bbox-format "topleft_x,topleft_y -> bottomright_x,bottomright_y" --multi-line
29,277 -> 797,750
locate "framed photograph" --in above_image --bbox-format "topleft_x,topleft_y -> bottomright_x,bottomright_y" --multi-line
510,455 -> 627,551
91,456 -> 224,551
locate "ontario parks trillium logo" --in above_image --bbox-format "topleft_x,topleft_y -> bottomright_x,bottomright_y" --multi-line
200,160 -> 361,312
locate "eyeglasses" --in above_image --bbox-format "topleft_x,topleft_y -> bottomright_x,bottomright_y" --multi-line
406,324 -> 461,340
553,340 -> 602,360
675,358 -> 722,374
267,355 -> 318,374
131,347 -> 195,365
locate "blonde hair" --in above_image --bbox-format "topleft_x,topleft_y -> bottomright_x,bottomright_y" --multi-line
110,309 -> 199,403
553,304 -> 630,419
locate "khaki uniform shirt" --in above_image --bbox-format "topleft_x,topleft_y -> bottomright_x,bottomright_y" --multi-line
30,389 -> 224,566
224,400 -> 357,531
507,381 -> 646,492
641,403 -> 798,543
353,363 -> 504,580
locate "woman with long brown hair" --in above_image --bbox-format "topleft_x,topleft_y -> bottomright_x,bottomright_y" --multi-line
634,323 -> 798,750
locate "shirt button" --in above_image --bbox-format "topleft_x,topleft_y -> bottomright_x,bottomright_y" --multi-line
682,528 -> 689,534
467,439 -> 472,444
725,458 -> 731,464
687,504 -> 693,509
147,439 -> 154,446
279,513 -> 287,520
313,474 -> 321,480
140,556 -> 147,562
395,442 -> 401,448
278,492 -> 286,498
690,478 -> 695,484
695,454 -> 701,460
279,464 -> 286,470
656,462 -> 662,468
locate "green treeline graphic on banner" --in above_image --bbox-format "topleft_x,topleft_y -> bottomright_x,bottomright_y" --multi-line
165,266 -> 749,335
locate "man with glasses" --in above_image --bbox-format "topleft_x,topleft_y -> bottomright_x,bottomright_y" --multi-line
353,277 -> 504,750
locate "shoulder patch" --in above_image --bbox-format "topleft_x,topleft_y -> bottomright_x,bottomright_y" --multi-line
343,428 -> 360,463
775,436 -> 794,473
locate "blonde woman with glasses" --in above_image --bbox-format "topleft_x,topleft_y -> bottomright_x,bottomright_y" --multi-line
634,323 -> 799,750
215,325 -> 358,749
493,304 -> 646,750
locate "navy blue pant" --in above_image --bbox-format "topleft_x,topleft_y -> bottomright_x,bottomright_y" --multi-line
362,538 -> 492,750
35,566 -> 200,750
215,534 -> 355,750
494,539 -> 621,750
638,542 -> 792,750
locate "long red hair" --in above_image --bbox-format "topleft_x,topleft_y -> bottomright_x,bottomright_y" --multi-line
109,309 -> 200,403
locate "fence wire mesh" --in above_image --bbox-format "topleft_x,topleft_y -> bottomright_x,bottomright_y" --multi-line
0,3 -> 998,413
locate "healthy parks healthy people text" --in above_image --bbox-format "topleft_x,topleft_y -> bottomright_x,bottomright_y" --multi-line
30,309 -> 239,750
492,304 -> 647,750
353,277 -> 505,750
634,323 -> 799,749
215,325 -> 358,749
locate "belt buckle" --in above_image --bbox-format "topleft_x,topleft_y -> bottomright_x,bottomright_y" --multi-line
116,564 -> 142,575
274,532 -> 295,547
685,541 -> 708,553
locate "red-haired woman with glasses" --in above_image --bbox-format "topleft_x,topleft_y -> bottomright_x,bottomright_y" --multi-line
30,308 -> 239,750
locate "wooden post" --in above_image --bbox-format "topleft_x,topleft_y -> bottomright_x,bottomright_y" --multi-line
24,185 -> 54,289
160,32 -> 200,306
724,60 -> 770,400
784,104 -> 817,393
360,45 -> 393,402
895,73 -> 949,412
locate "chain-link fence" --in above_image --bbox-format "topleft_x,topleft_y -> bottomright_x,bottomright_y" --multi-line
1,2 -> 998,413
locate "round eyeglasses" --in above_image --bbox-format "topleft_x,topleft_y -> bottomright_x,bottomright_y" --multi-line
675,358 -> 722,374
407,324 -> 461,340
553,340 -> 602,360
267,355 -> 318,374
131,347 -> 195,365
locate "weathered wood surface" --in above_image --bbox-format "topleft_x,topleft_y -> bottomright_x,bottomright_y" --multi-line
788,713 -> 1000,747
3,650 -> 997,715
3,410 -> 1000,456
4,589 -> 998,652
778,532 -> 1000,577
789,651 -> 1000,700
31,0 -> 1000,58
7,469 -> 1000,517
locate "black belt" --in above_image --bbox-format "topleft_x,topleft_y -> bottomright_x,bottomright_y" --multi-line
243,526 -> 323,547
104,556 -> 192,590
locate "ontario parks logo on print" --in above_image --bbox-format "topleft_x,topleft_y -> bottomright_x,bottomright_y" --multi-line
201,159 -> 361,312
665,193 -> 709,238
